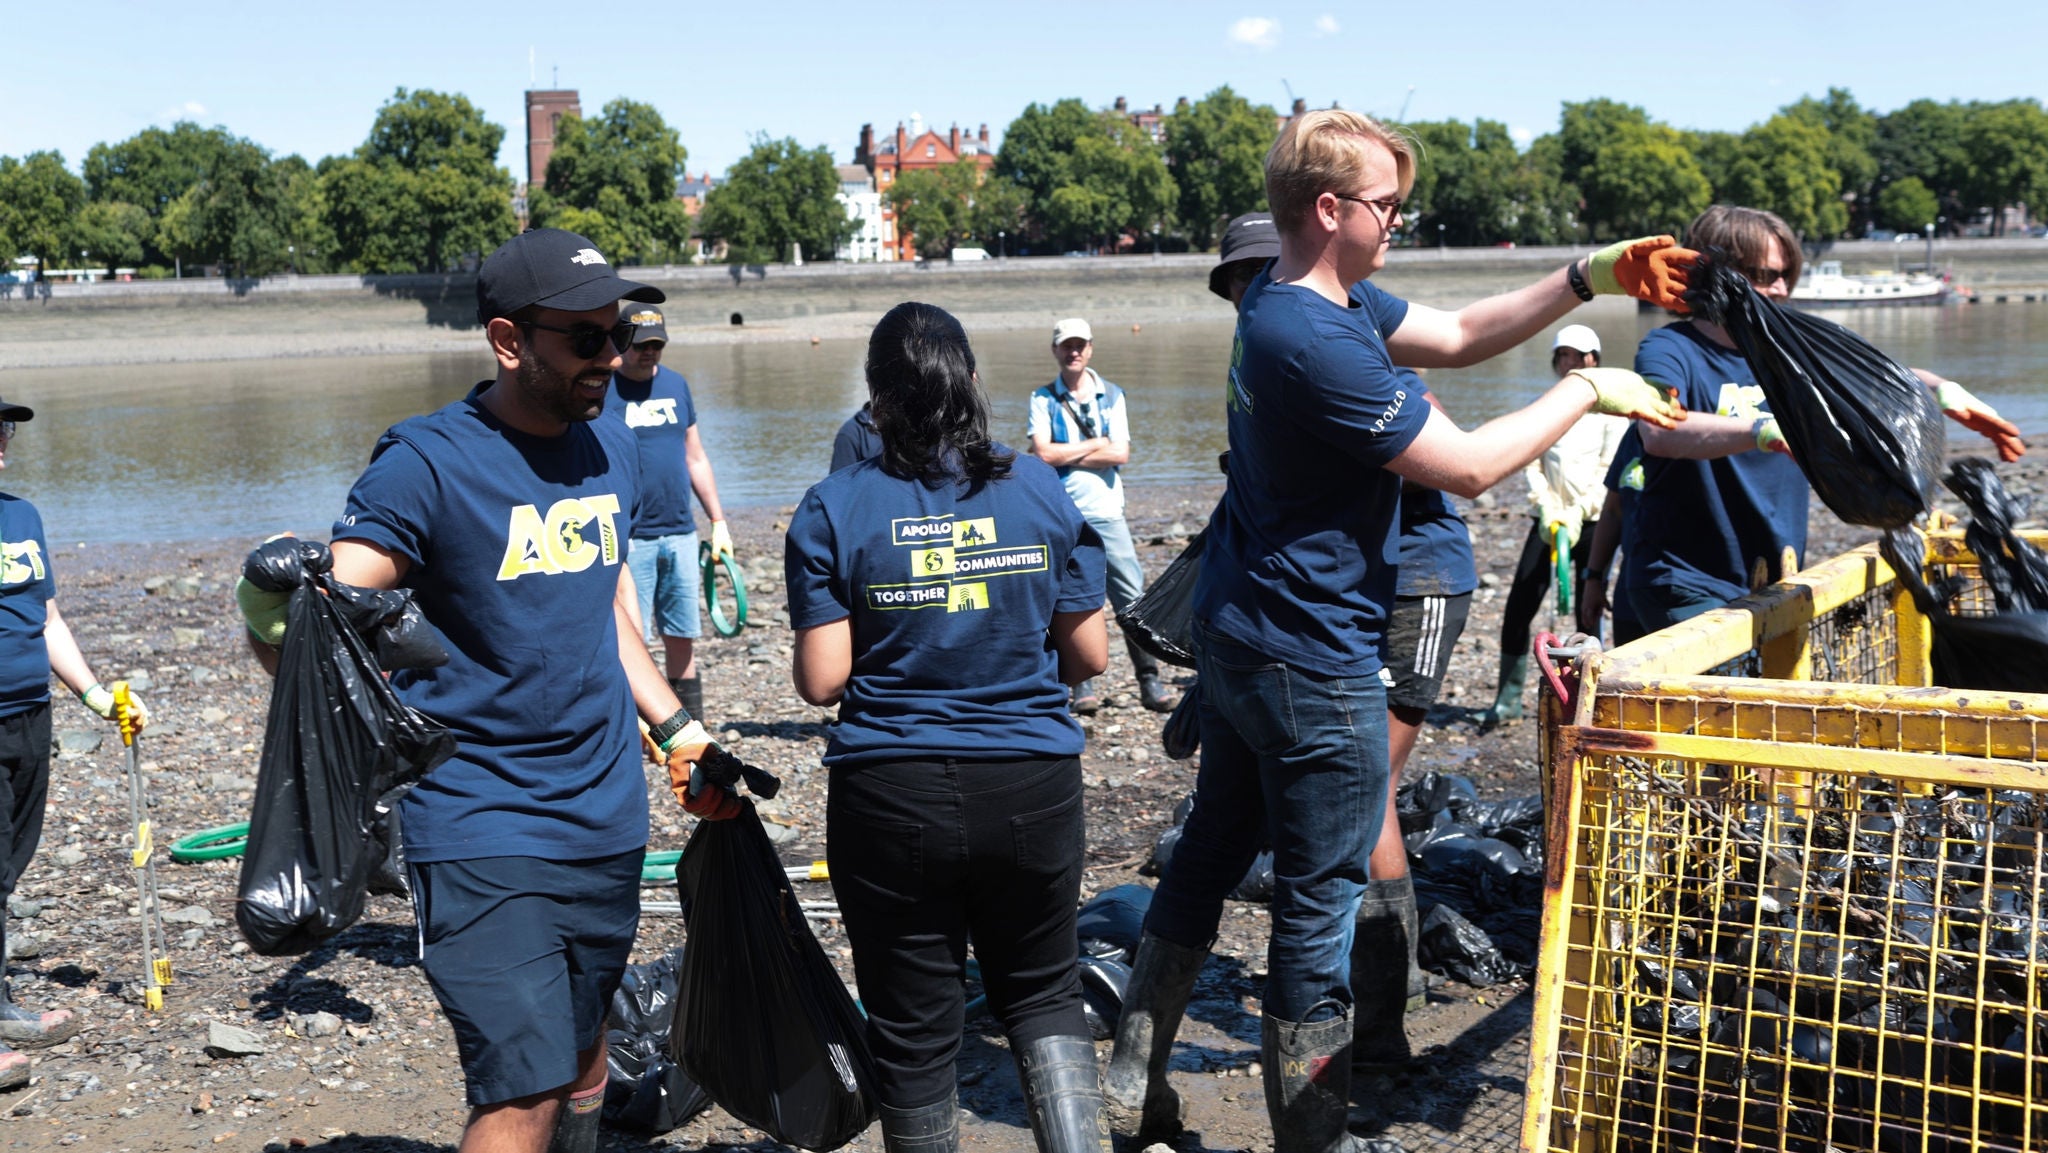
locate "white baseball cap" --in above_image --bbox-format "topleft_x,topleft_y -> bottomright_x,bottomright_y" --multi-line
1552,324 -> 1601,354
1052,318 -> 1093,345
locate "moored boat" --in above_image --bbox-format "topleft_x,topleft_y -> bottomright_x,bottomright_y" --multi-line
1791,260 -> 1950,307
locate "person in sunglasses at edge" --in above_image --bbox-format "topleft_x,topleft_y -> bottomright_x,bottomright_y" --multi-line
1623,205 -> 2026,635
785,302 -> 1111,1153
604,305 -> 735,725
235,228 -> 735,1153
1099,111 -> 1694,1153
1485,324 -> 1627,727
0,401 -> 150,1092
1176,209 -> 1476,1113
1028,318 -> 1180,716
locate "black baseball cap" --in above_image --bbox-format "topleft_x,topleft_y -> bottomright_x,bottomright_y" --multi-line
1209,212 -> 1281,300
475,228 -> 665,324
622,305 -> 669,344
0,398 -> 33,422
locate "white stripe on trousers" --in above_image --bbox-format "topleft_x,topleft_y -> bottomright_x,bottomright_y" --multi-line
1412,596 -> 1447,679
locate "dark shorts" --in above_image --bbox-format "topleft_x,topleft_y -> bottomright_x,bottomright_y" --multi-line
409,850 -> 642,1106
1382,593 -> 1472,711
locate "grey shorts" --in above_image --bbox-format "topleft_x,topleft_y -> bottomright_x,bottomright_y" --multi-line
1382,593 -> 1472,711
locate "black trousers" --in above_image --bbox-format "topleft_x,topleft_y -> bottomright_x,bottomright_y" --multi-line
1500,517 -> 1595,680
828,755 -> 1088,1108
0,703 -> 52,971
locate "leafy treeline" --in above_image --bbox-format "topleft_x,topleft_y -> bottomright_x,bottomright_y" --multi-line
2,86 -> 2042,277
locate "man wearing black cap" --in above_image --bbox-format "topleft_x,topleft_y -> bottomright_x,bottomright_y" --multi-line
605,306 -> 734,724
0,398 -> 149,1092
237,228 -> 735,1153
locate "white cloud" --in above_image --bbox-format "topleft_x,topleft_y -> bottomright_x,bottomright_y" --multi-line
1510,125 -> 1534,145
1314,14 -> 1340,35
160,100 -> 207,121
1229,17 -> 1280,50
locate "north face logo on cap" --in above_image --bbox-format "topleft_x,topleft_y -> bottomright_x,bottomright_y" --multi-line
570,248 -> 608,266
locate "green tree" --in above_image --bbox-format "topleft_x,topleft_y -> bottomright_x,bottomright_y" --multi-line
1958,99 -> 2048,234
1783,89 -> 1878,231
885,160 -> 979,258
1555,100 -> 1710,239
1513,133 -> 1582,245
0,152 -> 86,276
696,136 -> 853,264
1685,129 -> 1746,203
1875,176 -> 1939,233
994,99 -> 1175,251
322,88 -> 516,273
161,136 -> 297,276
532,98 -> 693,263
70,201 -> 152,275
1164,86 -> 1277,250
1725,112 -> 1848,239
1873,99 -> 1970,229
1404,118 -> 1526,246
273,154 -> 334,273
83,122 -> 241,267
967,176 -> 1029,252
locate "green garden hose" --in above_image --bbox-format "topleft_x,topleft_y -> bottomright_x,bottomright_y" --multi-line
702,544 -> 749,637
1552,523 -> 1574,616
169,822 -> 249,862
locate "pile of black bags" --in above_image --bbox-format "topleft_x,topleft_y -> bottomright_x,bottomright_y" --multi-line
1883,459 -> 2048,692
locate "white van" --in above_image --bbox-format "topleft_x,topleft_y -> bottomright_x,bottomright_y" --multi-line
950,247 -> 990,262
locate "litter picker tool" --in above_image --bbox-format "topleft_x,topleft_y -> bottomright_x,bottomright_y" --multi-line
114,681 -> 171,1010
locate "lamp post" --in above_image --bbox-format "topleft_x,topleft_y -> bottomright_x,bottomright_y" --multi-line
288,245 -> 297,276
999,230 -> 1006,259
1152,225 -> 1160,257
1437,222 -> 1445,257
1923,221 -> 1935,272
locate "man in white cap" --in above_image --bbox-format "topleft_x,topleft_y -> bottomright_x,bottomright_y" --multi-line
1029,318 -> 1176,715
1486,323 -> 1629,724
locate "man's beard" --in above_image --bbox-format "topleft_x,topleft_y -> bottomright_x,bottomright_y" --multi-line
518,346 -> 610,425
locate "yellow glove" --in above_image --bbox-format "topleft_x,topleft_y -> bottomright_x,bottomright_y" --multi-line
1546,517 -> 1583,553
707,520 -> 735,561
1753,417 -> 1791,456
81,682 -> 149,731
1566,368 -> 1687,429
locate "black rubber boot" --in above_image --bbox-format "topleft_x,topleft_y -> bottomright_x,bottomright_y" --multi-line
0,981 -> 80,1050
1264,1012 -> 1406,1153
1350,879 -> 1416,1076
1103,932 -> 1206,1139
1129,637 -> 1179,712
670,675 -> 704,724
1014,1035 -> 1110,1153
1488,655 -> 1528,726
546,1084 -> 604,1153
878,1088 -> 960,1153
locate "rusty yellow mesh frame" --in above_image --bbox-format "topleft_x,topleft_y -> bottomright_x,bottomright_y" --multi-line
1526,533 -> 2048,1153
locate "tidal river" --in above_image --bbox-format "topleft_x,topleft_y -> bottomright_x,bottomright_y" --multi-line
6,303 -> 2046,544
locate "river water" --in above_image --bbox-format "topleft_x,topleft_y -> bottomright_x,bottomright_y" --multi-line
6,303 -> 2045,543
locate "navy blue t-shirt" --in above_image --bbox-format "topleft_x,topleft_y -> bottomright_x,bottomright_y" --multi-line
0,495 -> 54,717
1395,382 -> 1477,598
785,448 -> 1105,766
1626,323 -> 1809,606
1195,273 -> 1430,676
335,385 -> 646,864
605,365 -> 698,538
829,404 -> 882,474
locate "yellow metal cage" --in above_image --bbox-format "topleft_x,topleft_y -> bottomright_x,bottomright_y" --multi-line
1524,532 -> 2048,1153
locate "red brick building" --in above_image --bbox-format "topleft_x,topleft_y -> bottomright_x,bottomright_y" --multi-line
525,88 -> 581,191
855,117 -> 996,262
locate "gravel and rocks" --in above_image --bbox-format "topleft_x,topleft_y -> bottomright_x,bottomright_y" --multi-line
1,454 -> 2031,1152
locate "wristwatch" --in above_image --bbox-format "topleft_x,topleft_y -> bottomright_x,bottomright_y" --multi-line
1565,259 -> 1595,302
648,708 -> 694,747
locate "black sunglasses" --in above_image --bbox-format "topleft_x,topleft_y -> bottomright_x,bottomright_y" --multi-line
521,319 -> 637,359
1739,265 -> 1790,288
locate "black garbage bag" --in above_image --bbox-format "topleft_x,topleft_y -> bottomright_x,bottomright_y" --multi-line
671,802 -> 878,1150
1417,903 -> 1525,986
1076,955 -> 1132,1041
1076,883 -> 1152,963
1882,475 -> 2048,694
236,567 -> 455,955
1122,529 -> 1202,667
1684,251 -> 1945,529
605,948 -> 713,1135
1160,681 -> 1201,760
243,537 -> 448,672
1142,825 -> 1275,902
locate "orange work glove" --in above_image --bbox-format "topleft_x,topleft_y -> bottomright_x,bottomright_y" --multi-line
658,719 -> 742,820
1586,236 -> 1698,312
1935,380 -> 2026,462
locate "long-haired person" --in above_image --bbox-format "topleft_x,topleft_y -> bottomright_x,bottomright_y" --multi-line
784,302 -> 1111,1153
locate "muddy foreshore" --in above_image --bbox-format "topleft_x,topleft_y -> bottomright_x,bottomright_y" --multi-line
0,452 -> 2037,1152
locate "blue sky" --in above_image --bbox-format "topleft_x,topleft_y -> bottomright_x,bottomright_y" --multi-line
6,1 -> 2044,182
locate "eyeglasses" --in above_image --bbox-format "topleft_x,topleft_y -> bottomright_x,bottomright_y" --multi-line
1335,193 -> 1404,223
520,319 -> 637,359
1740,265 -> 1790,288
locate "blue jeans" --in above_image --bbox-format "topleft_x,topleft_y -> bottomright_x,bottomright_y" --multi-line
626,530 -> 702,640
1085,514 -> 1145,618
1144,622 -> 1390,1023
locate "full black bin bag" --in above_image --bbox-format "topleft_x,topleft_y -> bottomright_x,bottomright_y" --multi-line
236,575 -> 454,955
1882,462 -> 2048,693
1684,252 -> 1944,529
670,803 -> 878,1151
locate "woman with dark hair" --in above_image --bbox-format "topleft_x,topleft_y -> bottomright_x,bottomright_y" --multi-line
784,301 -> 1112,1153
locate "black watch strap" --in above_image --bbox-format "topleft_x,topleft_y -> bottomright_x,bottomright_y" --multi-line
1566,259 -> 1595,302
649,708 -> 694,747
